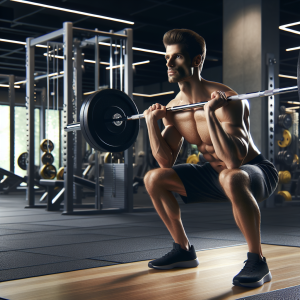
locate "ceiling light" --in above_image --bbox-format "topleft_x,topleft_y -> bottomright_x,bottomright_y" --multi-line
11,0 -> 134,25
106,60 -> 150,70
0,38 -> 48,48
42,53 -> 110,65
0,38 -> 25,45
279,74 -> 297,80
84,59 -> 110,65
133,91 -> 174,97
0,84 -> 20,88
132,47 -> 165,55
14,80 -> 26,84
83,91 -> 174,97
15,71 -> 64,84
98,42 -> 165,55
83,91 -> 96,96
279,21 -> 300,35
282,101 -> 300,105
286,46 -> 300,52
286,106 -> 300,110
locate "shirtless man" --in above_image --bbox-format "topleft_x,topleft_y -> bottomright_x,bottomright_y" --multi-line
143,29 -> 278,288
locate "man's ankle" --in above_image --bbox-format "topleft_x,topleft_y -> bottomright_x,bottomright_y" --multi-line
178,242 -> 190,251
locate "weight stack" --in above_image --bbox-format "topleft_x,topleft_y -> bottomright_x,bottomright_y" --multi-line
103,164 -> 126,209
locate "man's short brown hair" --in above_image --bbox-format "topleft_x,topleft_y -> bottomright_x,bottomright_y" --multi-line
163,29 -> 206,72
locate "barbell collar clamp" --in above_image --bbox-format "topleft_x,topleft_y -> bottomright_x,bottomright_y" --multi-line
65,123 -> 81,132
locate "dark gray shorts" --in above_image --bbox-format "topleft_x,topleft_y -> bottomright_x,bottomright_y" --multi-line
172,154 -> 279,204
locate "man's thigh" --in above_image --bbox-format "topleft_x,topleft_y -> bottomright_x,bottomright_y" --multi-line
172,163 -> 228,203
146,168 -> 188,197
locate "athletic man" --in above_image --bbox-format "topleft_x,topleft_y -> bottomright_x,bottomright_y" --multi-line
143,29 -> 278,288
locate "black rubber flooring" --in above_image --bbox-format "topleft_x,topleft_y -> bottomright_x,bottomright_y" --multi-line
236,284 -> 300,299
0,193 -> 299,282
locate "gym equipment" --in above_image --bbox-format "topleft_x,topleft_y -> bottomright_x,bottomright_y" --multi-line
294,154 -> 299,165
41,152 -> 54,165
104,152 -> 124,163
17,152 -> 28,170
277,150 -> 293,166
40,139 -> 54,153
79,89 -> 140,152
278,114 -> 292,129
277,190 -> 292,201
65,59 -> 300,152
57,167 -> 64,180
0,167 -> 44,194
278,171 -> 291,184
186,154 -> 199,164
40,164 -> 57,180
278,130 -> 292,148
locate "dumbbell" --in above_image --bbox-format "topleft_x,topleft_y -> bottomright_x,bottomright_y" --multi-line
40,165 -> 57,180
41,152 -> 54,165
40,139 -> 54,153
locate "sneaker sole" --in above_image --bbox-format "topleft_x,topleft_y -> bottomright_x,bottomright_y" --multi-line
148,258 -> 199,270
233,271 -> 272,288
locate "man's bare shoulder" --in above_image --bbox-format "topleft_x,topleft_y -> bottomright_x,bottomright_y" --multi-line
204,80 -> 237,96
165,93 -> 182,108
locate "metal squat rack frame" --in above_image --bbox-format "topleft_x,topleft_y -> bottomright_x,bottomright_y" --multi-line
25,22 -> 134,214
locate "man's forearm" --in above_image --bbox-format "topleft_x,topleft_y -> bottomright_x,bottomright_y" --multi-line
145,115 -> 173,168
205,109 -> 247,169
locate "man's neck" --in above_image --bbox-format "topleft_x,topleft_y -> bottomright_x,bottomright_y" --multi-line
177,74 -> 209,104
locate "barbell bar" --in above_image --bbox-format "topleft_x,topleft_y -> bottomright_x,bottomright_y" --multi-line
65,85 -> 298,131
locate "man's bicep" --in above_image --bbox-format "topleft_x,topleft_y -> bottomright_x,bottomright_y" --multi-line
222,102 -> 249,144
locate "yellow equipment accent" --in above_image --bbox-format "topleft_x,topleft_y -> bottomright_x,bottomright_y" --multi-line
104,152 -> 111,163
277,190 -> 292,201
186,154 -> 199,164
40,164 -> 57,180
40,139 -> 54,152
293,154 -> 299,164
56,167 -> 64,180
278,171 -> 291,184
277,130 -> 292,148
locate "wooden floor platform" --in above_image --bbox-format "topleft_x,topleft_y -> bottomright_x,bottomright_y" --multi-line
0,244 -> 299,300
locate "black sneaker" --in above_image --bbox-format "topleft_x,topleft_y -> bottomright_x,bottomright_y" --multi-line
148,242 -> 199,270
233,252 -> 272,288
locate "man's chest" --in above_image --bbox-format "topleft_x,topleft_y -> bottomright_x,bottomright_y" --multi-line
166,109 -> 223,146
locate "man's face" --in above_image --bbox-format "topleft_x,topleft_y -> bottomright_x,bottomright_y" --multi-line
165,44 -> 192,83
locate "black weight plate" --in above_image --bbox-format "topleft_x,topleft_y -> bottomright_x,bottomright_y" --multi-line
283,114 -> 292,129
83,90 -> 133,152
83,89 -> 140,152
17,152 -> 28,170
284,151 -> 293,166
41,152 -> 54,165
298,50 -> 300,102
80,93 -> 101,151
81,91 -> 109,151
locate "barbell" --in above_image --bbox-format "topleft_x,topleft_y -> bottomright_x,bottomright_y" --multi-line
65,53 -> 300,153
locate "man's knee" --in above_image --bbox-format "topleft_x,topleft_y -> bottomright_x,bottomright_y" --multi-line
219,169 -> 250,194
144,169 -> 164,191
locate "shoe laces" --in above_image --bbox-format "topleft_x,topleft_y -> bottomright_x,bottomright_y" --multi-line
242,259 -> 258,273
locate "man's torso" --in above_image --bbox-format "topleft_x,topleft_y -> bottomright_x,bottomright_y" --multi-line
164,80 -> 260,173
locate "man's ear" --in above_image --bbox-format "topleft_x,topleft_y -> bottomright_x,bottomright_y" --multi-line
193,54 -> 202,67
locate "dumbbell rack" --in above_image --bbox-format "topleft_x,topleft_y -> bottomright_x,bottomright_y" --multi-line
276,106 -> 300,205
